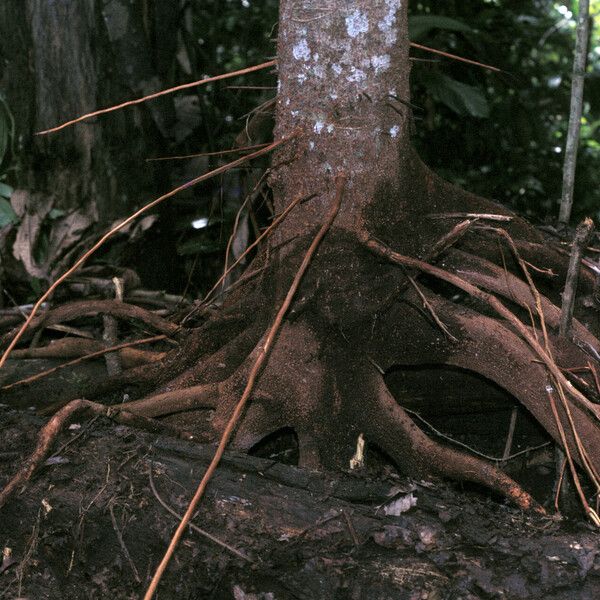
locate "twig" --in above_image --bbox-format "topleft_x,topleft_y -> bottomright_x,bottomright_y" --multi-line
143,174 -> 346,600
1,335 -> 166,390
409,42 -> 502,73
424,219 -> 476,261
558,0 -> 591,224
406,274 -> 458,342
560,218 -> 595,338
554,452 -> 568,513
501,407 -> 518,462
546,386 -> 600,525
109,503 -> 141,583
147,462 -> 252,563
36,60 -> 276,136
341,510 -> 360,546
48,415 -> 100,460
191,192 -> 316,312
221,169 -> 271,295
427,212 -> 512,222
0,137 -> 291,370
145,142 -> 270,162
405,407 -> 550,463
476,225 -> 552,353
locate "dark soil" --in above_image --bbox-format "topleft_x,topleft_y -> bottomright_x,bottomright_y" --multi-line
1,405 -> 600,600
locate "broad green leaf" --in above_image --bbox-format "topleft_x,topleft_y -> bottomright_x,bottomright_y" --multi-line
408,15 -> 472,41
421,71 -> 490,118
0,197 -> 18,227
0,181 -> 13,199
176,237 -> 222,256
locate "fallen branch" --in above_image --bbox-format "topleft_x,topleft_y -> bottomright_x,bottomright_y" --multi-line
142,174 -> 346,600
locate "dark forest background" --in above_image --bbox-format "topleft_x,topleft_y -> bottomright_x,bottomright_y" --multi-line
0,0 -> 599,300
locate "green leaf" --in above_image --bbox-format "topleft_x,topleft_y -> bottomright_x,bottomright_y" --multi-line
408,15 -> 472,41
0,197 -> 18,227
176,237 -> 222,256
48,208 -> 66,219
0,181 -> 13,199
421,71 -> 490,118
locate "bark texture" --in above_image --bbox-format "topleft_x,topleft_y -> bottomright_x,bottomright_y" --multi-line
4,0 -> 600,513
0,0 -> 176,220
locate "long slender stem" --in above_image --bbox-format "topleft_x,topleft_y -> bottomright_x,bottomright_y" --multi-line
558,0 -> 591,224
142,174 -> 346,600
36,61 -> 276,136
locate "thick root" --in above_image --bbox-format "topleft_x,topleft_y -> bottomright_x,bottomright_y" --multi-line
363,372 -> 542,512
0,299 -> 179,349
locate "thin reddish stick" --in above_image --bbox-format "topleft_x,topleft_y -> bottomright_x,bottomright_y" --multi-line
36,60 -> 276,136
0,137 -> 291,371
1,335 -> 166,391
146,142 -> 270,162
410,42 -> 501,72
36,48 -> 496,139
200,192 -> 313,307
143,174 -> 346,600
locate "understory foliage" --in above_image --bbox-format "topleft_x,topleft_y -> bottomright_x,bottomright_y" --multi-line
127,0 -> 600,232
127,0 -> 600,293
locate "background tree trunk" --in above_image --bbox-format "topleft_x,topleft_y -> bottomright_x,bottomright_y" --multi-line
0,0 -> 177,221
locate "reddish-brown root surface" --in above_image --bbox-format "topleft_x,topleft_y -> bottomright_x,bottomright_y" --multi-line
4,163 -> 600,516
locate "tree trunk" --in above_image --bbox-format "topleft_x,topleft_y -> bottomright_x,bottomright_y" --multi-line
6,0 -> 600,513
0,0 -> 175,220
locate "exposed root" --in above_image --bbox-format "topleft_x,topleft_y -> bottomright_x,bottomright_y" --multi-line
362,233 -> 600,422
142,173 -> 346,600
3,337 -> 165,392
442,249 -> 598,351
420,290 -> 600,470
10,336 -> 165,365
153,320 -> 267,394
0,300 -> 179,349
0,399 -> 192,509
119,383 -> 219,417
0,138 -> 292,371
365,373 -> 542,512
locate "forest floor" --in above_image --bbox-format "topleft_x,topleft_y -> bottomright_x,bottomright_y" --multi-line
1,401 -> 600,600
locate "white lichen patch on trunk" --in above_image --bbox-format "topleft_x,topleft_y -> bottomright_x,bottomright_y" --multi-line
272,0 -> 410,233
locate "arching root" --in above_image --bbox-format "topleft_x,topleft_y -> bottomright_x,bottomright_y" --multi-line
362,372 -> 542,512
0,299 -> 179,349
